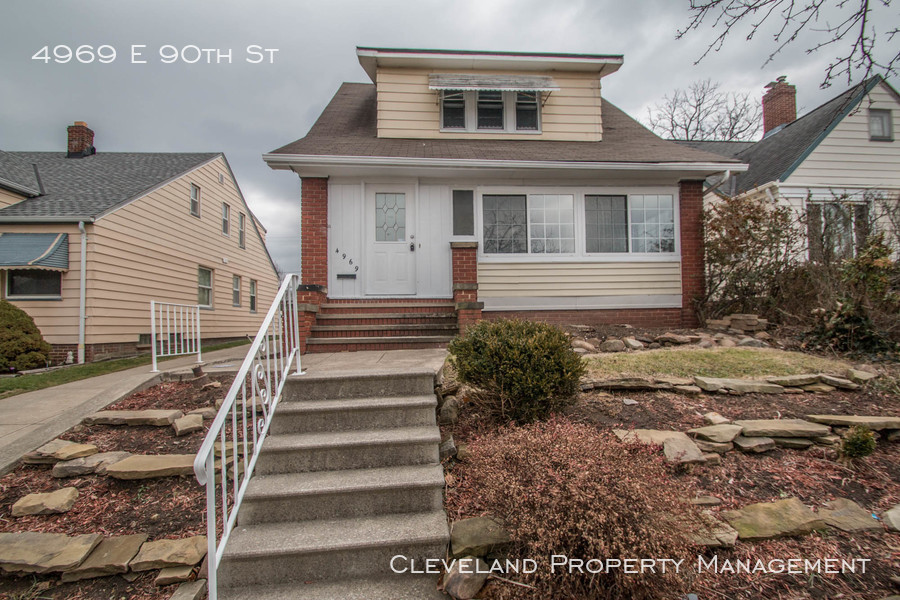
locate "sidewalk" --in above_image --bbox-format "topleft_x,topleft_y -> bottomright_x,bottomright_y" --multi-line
0,346 -> 250,475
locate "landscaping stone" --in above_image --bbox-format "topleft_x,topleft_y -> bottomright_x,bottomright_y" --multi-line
571,339 -> 596,352
663,436 -> 706,465
599,339 -> 626,353
888,431 -> 900,443
450,517 -> 511,558
702,453 -> 721,465
188,407 -> 218,420
806,415 -> 900,431
723,498 -> 825,540
592,377 -> 673,391
456,443 -> 470,461
573,348 -> 588,355
656,332 -> 692,345
52,451 -> 132,478
692,511 -> 738,548
847,368 -> 878,383
614,428 -> 680,445
734,419 -> 831,438
60,534 -> 147,582
695,440 -> 733,454
674,385 -> 702,395
693,377 -> 784,394
622,337 -> 644,350
155,565 -> 195,585
882,505 -> 900,532
819,498 -> 881,532
23,439 -> 99,464
130,536 -> 208,571
106,455 -> 196,480
738,337 -> 768,348
12,487 -> 78,516
170,580 -> 207,600
819,375 -> 859,390
718,338 -> 737,348
439,396 -> 459,426
200,380 -> 222,391
173,414 -> 203,437
690,496 -> 723,506
703,412 -> 731,425
733,436 -> 776,453
84,409 -> 183,426
802,383 -> 836,393
772,437 -> 814,449
687,424 -> 743,443
440,436 -> 457,460
783,387 -> 806,394
622,398 -> 639,406
814,434 -> 841,446
443,556 -> 490,599
766,374 -> 821,387
0,532 -> 101,573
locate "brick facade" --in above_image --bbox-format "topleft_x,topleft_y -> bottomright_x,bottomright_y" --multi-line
484,307 -> 684,328
762,78 -> 797,133
48,337 -> 241,364
450,242 -> 482,330
678,180 -> 705,328
66,121 -> 94,157
297,177 -> 329,353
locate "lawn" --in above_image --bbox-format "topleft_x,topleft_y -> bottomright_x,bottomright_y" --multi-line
0,339 -> 249,399
584,346 -> 854,379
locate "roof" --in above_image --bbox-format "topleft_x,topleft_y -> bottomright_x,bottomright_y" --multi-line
268,82 -> 741,166
0,151 -> 41,196
674,140 -> 756,159
0,152 -> 219,222
0,232 -> 69,270
690,76 -> 887,194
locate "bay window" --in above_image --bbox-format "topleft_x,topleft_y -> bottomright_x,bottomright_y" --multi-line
629,195 -> 676,253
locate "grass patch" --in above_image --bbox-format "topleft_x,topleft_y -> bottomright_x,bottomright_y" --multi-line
0,339 -> 249,399
585,347 -> 853,379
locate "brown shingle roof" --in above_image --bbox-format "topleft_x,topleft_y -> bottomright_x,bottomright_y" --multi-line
270,83 -> 740,165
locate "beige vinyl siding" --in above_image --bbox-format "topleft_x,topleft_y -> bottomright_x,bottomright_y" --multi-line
786,84 -> 900,189
477,261 -> 682,297
0,188 -> 26,209
86,157 -> 279,344
1,223 -> 83,344
376,67 -> 603,141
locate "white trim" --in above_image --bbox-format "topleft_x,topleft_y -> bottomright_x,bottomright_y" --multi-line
5,268 -> 63,299
198,266 -> 213,309
482,294 -> 682,311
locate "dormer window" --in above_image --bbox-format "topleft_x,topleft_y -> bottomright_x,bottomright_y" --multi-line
477,91 -> 504,129
516,92 -> 539,130
442,91 -> 466,129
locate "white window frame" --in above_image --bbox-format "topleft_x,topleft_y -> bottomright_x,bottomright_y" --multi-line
221,203 -> 230,236
440,90 -> 542,134
249,279 -> 257,313
232,275 -> 241,307
869,109 -> 893,141
5,269 -> 63,300
450,188 -> 477,241
198,267 -> 213,308
190,184 -> 201,217
475,185 -> 681,264
238,213 -> 246,248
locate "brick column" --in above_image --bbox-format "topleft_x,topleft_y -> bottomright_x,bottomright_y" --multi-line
298,177 -> 329,353
451,242 -> 482,331
679,180 -> 705,328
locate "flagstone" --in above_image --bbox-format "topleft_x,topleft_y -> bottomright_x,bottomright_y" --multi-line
0,532 -> 101,573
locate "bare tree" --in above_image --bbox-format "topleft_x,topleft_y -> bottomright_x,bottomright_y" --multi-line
677,0 -> 899,88
646,79 -> 762,141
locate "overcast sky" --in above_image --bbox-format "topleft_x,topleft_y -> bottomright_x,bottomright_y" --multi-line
2,0 -> 897,274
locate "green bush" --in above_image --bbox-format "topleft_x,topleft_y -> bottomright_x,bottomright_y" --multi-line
448,319 -> 584,423
0,300 -> 52,371
840,425 -> 877,460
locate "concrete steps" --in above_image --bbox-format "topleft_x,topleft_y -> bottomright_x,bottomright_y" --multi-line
218,368 -> 449,599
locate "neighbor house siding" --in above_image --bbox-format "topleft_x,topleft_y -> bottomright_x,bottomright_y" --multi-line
86,156 -> 279,344
0,188 -> 25,209
376,67 -> 603,141
785,84 -> 900,189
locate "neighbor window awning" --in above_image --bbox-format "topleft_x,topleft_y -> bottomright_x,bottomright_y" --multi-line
428,73 -> 560,92
0,233 -> 69,271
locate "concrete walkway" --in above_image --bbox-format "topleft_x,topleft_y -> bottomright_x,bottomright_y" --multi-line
298,349 -> 447,376
0,345 -> 250,475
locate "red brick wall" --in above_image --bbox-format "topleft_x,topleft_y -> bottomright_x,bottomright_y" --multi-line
451,243 -> 481,330
762,80 -> 796,133
67,122 -> 94,155
679,180 -> 705,328
300,178 -> 329,289
484,308 -> 683,329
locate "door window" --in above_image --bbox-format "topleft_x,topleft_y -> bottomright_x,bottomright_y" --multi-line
375,193 -> 406,241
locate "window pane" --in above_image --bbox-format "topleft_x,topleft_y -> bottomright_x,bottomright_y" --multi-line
585,195 -> 627,253
822,203 -> 854,259
869,110 -> 892,139
629,194 -> 675,253
477,91 -> 504,129
198,268 -> 212,306
8,270 -> 61,296
529,194 -> 574,254
483,195 -> 526,253
375,193 -> 406,242
442,91 -> 466,129
190,184 -> 200,216
516,92 -> 538,130
452,190 -> 474,236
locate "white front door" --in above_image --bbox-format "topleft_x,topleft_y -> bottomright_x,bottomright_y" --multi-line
365,185 -> 416,295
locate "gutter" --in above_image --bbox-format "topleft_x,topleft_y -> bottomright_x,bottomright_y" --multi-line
0,176 -> 40,198
77,222 -> 87,364
0,216 -> 96,224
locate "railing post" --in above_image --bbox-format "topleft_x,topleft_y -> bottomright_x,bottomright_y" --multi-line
291,274 -> 302,374
150,300 -> 158,372
196,305 -> 203,363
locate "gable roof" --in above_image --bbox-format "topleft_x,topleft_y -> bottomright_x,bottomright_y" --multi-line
675,140 -> 756,159
268,82 -> 741,168
0,152 -> 219,222
0,151 -> 41,197
690,76 -> 889,194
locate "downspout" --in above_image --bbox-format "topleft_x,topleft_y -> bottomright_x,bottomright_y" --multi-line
78,221 -> 87,364
706,170 -> 732,196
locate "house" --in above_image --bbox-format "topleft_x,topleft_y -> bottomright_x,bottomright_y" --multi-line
679,75 -> 900,260
0,122 -> 280,363
264,47 -> 745,352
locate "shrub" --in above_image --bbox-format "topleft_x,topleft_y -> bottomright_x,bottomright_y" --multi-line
0,300 -> 52,371
448,319 -> 585,423
458,419 -> 699,599
840,426 -> 877,460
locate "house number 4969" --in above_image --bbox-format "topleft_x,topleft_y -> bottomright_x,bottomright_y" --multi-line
32,45 -> 117,64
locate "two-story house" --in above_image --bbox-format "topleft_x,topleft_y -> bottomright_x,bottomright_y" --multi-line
0,122 -> 280,363
265,47 -> 745,352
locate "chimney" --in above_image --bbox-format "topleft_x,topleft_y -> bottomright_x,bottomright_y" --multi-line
762,76 -> 796,134
67,121 -> 95,158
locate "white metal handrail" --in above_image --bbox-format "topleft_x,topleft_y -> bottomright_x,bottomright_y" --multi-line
150,301 -> 202,372
193,274 -> 302,599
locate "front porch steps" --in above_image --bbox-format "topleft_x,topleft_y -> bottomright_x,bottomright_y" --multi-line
307,301 -> 459,352
217,369 -> 449,600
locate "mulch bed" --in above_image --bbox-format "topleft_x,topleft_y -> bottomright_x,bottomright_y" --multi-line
0,376 -> 234,599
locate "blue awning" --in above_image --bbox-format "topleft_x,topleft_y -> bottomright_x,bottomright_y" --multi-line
0,233 -> 69,271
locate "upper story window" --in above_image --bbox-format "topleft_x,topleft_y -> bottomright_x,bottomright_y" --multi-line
477,91 -> 505,129
442,91 -> 466,129
222,203 -> 230,235
515,92 -> 539,131
238,213 -> 246,248
869,109 -> 893,141
438,87 -> 546,133
190,184 -> 201,217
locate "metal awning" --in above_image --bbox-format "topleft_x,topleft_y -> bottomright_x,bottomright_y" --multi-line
428,73 -> 560,92
0,233 -> 69,270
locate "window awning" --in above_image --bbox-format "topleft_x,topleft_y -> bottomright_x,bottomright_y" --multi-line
0,233 -> 69,271
428,73 -> 560,92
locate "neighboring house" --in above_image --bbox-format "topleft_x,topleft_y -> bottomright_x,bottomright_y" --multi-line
0,122 -> 280,363
680,75 -> 900,260
265,47 -> 744,352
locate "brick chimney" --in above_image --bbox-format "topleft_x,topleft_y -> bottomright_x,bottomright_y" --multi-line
762,76 -> 796,134
67,121 -> 95,158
